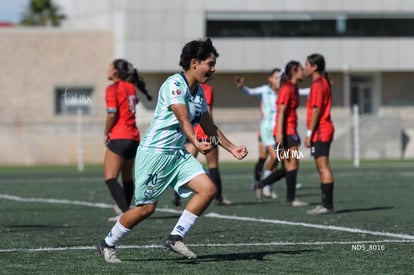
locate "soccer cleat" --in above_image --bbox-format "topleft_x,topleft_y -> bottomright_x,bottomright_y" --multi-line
270,191 -> 278,199
163,235 -> 197,260
255,187 -> 263,203
262,185 -> 271,198
96,240 -> 121,263
215,198 -> 232,206
307,205 -> 335,215
286,199 -> 309,207
296,183 -> 303,190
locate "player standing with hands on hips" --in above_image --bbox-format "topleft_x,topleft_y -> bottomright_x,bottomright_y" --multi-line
304,53 -> 335,215
97,38 -> 248,263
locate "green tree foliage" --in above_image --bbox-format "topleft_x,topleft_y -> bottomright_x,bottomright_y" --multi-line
20,0 -> 65,27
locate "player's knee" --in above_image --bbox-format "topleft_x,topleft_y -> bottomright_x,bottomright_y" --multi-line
205,181 -> 217,199
140,204 -> 156,217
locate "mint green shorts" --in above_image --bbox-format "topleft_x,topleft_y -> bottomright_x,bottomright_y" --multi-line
134,150 -> 206,205
260,125 -> 276,147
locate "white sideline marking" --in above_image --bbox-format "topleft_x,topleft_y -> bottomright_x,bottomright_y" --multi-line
205,212 -> 414,240
0,239 -> 413,253
2,194 -> 414,241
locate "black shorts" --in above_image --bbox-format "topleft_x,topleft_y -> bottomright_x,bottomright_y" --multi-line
107,139 -> 139,159
274,134 -> 301,149
311,141 -> 331,158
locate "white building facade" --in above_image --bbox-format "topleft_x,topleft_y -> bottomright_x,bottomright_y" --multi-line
1,0 -> 412,165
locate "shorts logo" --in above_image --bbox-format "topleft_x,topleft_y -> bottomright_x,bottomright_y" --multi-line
144,186 -> 154,198
144,174 -> 158,198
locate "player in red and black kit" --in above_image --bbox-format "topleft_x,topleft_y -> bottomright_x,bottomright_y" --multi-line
273,61 -> 308,207
171,83 -> 231,206
304,54 -> 335,215
104,59 -> 152,221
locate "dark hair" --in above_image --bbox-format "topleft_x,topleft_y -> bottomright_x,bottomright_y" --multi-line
307,53 -> 331,87
179,38 -> 219,70
113,59 -> 152,101
269,68 -> 281,76
280,61 -> 300,86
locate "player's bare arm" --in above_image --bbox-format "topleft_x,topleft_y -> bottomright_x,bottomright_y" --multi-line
171,104 -> 212,154
305,106 -> 321,148
199,111 -> 248,160
104,112 -> 118,145
276,104 -> 287,145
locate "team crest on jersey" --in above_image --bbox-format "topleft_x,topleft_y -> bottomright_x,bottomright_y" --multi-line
171,89 -> 181,96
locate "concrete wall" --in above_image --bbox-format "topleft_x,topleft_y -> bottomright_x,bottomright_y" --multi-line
0,29 -> 113,164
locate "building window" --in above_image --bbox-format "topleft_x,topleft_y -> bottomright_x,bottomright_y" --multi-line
206,12 -> 414,37
55,86 -> 93,115
350,76 -> 374,114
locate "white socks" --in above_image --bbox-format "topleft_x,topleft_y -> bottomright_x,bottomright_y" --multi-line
170,209 -> 199,238
263,170 -> 274,192
104,220 -> 130,247
262,170 -> 272,179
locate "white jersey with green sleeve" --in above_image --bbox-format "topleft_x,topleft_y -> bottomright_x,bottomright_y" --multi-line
139,73 -> 208,154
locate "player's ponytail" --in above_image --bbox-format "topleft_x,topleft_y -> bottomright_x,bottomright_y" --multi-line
307,53 -> 331,87
280,61 -> 300,87
112,59 -> 152,101
130,68 -> 152,101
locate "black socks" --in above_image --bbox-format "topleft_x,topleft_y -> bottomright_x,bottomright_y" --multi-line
122,180 -> 134,206
321,183 -> 334,209
105,178 -> 130,213
209,167 -> 222,201
285,170 -> 298,203
258,168 -> 287,188
254,158 -> 267,182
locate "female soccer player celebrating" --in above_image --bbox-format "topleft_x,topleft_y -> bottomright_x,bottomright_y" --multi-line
104,59 -> 152,221
274,61 -> 308,207
172,82 -> 232,206
304,54 -> 335,215
97,38 -> 248,263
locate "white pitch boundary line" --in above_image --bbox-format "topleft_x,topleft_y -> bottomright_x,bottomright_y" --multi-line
1,239 -> 413,253
205,213 -> 414,240
2,194 -> 414,241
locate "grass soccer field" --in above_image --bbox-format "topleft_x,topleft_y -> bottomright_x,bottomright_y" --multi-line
0,160 -> 413,274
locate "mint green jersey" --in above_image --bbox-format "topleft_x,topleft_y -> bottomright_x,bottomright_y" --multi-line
241,85 -> 277,131
139,73 -> 208,153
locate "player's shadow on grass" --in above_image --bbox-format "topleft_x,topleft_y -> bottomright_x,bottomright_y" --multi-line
334,206 -> 394,214
125,249 -> 316,264
194,249 -> 316,263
